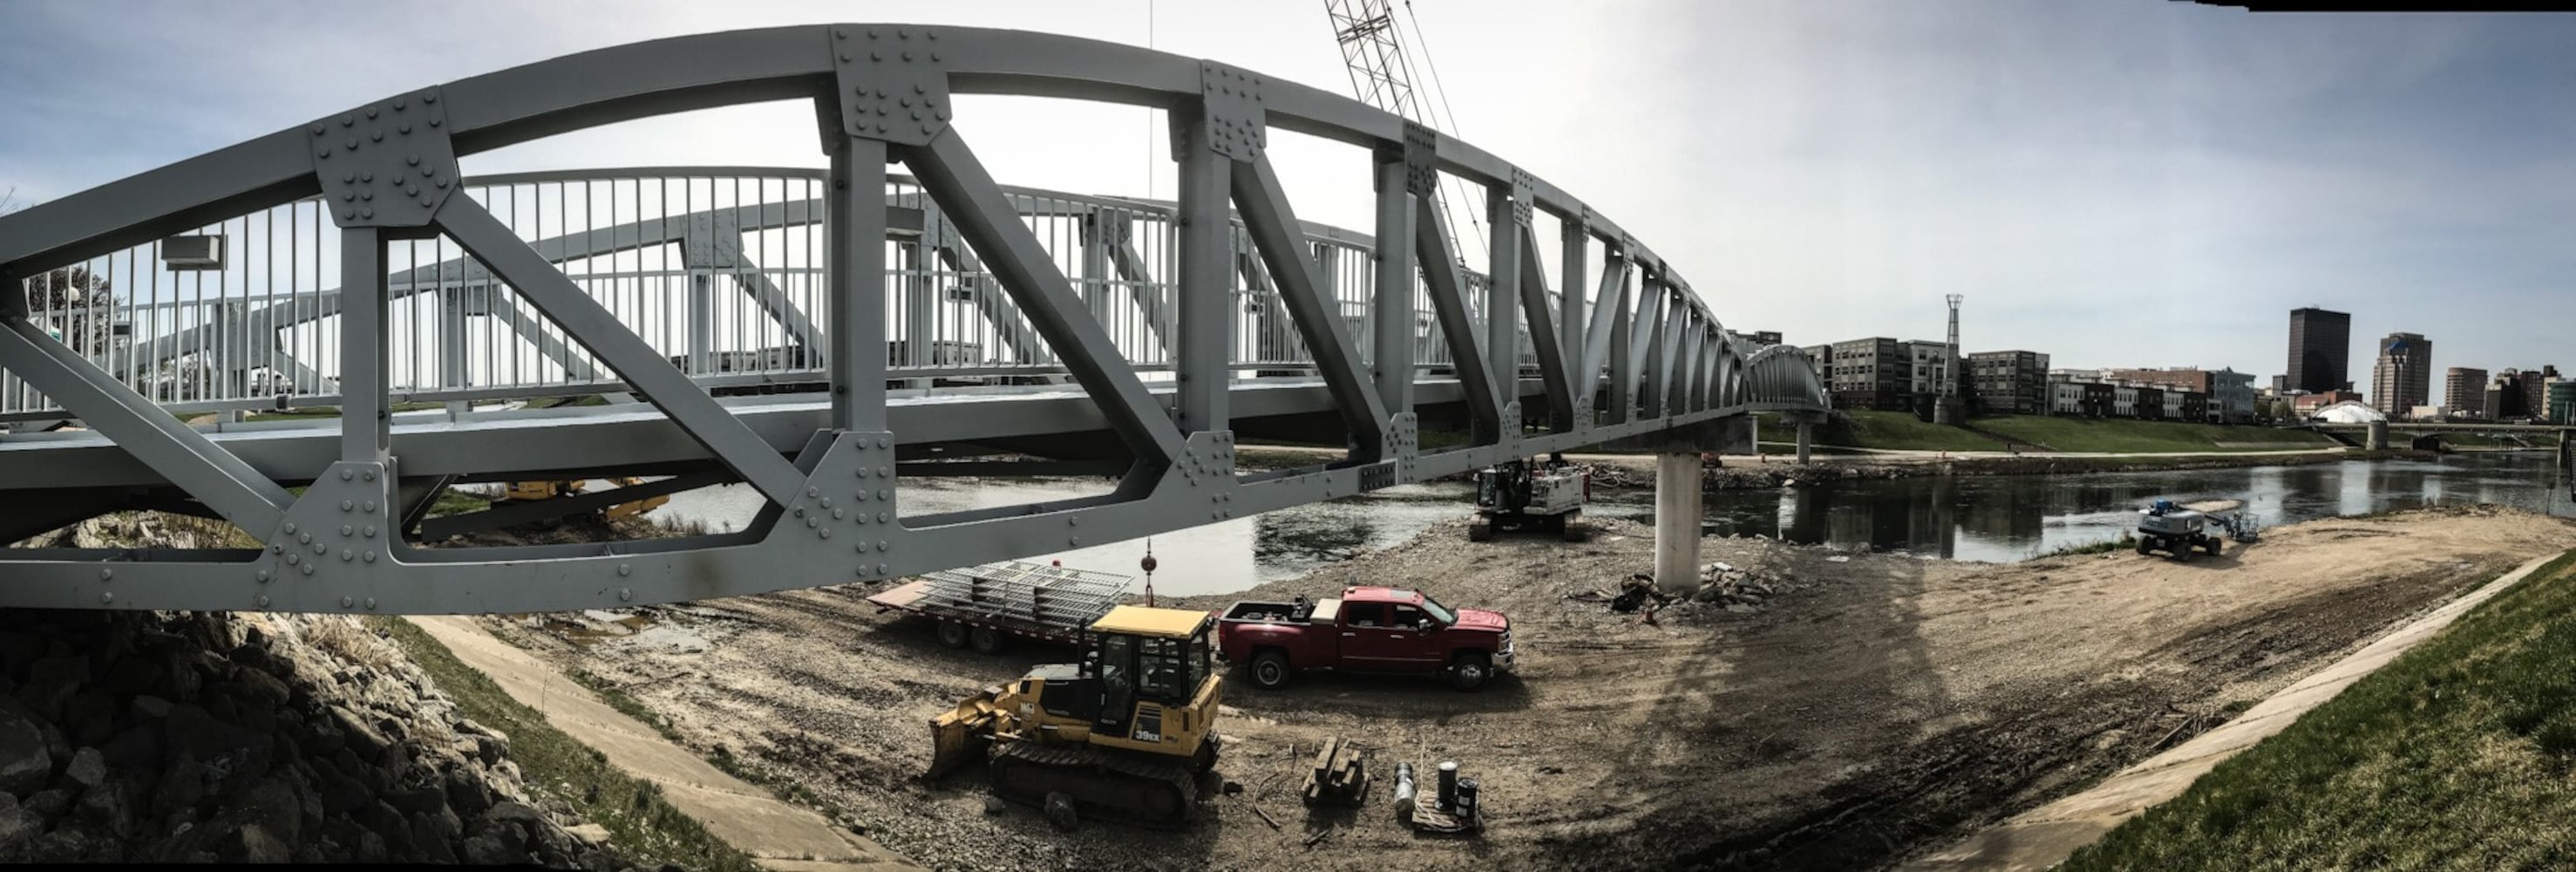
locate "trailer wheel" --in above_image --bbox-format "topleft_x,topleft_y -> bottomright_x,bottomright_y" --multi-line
1250,650 -> 1294,690
935,621 -> 969,649
969,627 -> 1005,655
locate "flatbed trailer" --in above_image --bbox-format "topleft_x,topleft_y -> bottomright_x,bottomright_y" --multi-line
866,560 -> 1132,654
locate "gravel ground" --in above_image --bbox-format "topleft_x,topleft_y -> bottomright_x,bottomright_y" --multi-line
480,504 -> 2576,871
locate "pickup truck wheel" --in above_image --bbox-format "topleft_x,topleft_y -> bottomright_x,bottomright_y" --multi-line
1449,652 -> 1493,692
935,621 -> 969,649
969,627 -> 1005,655
1250,651 -> 1293,690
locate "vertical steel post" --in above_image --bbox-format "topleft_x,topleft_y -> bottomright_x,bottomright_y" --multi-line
340,228 -> 388,463
1560,218 -> 1587,426
1370,149 -> 1415,419
829,136 -> 889,432
1172,112 -> 1233,434
1482,183 -> 1519,442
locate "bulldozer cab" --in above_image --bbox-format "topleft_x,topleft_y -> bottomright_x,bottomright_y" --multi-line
1084,606 -> 1219,746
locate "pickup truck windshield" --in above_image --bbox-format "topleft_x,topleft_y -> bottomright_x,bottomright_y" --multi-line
1420,596 -> 1457,625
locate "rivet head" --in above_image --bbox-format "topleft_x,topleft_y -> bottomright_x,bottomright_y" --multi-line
363,469 -> 376,481
393,97 -> 405,109
878,512 -> 889,523
270,544 -> 284,554
256,569 -> 270,582
100,592 -> 112,604
301,564 -> 315,576
340,524 -> 352,536
363,551 -> 377,562
313,125 -> 327,134
877,489 -> 891,501
619,564 -> 631,577
794,507 -> 806,517
341,469 -> 355,480
407,155 -> 420,166
287,554 -> 301,565
365,107 -> 377,119
877,541 -> 889,552
832,508 -> 845,520
341,114 -> 355,126
805,517 -> 819,529
423,92 -> 436,103
299,532 -> 312,544
878,563 -> 889,574
360,208 -> 372,219
365,597 -> 377,610
819,528 -> 833,540
340,549 -> 352,562
878,466 -> 891,477
257,595 -> 270,607
341,500 -> 354,512
621,588 -> 635,602
342,596 -> 354,608
429,118 -> 441,127
364,500 -> 377,512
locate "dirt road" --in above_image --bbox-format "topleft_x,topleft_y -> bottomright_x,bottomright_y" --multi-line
482,505 -> 2576,871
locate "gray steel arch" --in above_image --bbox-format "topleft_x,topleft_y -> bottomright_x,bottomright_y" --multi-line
0,24 -> 1825,614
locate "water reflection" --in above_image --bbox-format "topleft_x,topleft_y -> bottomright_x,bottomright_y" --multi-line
642,452 -> 2571,596
1698,453 -> 2573,562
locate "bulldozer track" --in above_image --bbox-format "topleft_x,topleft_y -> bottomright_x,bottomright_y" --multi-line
989,741 -> 1200,830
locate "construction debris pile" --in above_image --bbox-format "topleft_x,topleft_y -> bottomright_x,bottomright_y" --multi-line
1580,561 -> 1788,617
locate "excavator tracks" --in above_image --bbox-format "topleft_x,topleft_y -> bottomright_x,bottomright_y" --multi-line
989,741 -> 1200,829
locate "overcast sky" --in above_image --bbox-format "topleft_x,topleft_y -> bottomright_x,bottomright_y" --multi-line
3,0 -> 2569,405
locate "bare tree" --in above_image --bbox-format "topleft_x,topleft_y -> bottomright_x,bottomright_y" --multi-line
24,265 -> 116,352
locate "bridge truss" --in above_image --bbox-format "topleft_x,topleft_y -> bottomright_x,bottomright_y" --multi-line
0,24 -> 1826,613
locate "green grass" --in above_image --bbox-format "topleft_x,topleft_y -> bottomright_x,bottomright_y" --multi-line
1971,415 -> 2338,454
369,617 -> 762,872
1777,410 -> 2007,453
2064,549 -> 2576,871
425,487 -> 493,518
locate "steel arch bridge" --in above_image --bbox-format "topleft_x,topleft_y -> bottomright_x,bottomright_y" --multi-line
0,24 -> 1826,614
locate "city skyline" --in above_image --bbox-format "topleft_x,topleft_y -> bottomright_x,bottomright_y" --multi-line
3,1 -> 2573,392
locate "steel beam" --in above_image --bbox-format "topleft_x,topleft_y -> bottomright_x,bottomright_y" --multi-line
827,135 -> 890,432
1172,113 -> 1233,434
1415,198 -> 1499,433
1482,184 -> 1520,441
1516,223 -> 1572,431
340,228 -> 391,463
1233,153 -> 1387,456
0,317 -> 290,535
1370,150 -> 1415,418
436,199 -> 810,506
902,132 -> 1186,467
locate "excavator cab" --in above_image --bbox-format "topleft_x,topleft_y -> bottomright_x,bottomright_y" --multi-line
926,605 -> 1225,827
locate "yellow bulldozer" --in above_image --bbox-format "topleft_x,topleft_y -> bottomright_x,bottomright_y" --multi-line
927,604 -> 1224,829
498,477 -> 668,521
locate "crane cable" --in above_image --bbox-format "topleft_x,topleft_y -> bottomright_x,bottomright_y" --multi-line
1397,2 -> 1486,265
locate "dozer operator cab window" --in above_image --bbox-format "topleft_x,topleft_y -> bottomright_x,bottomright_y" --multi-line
1134,628 -> 1212,705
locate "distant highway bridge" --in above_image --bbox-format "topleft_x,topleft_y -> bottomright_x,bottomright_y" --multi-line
0,24 -> 1828,613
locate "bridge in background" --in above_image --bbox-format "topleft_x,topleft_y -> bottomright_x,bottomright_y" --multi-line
0,24 -> 1827,613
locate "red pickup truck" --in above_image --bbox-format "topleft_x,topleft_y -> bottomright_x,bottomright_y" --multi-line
1216,586 -> 1515,691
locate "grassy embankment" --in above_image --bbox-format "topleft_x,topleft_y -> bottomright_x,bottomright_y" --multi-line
2064,549 -> 2576,870
370,617 -> 763,872
1758,411 -> 2340,455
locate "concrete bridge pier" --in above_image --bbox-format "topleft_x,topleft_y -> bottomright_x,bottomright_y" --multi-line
1655,452 -> 1704,595
1610,418 -> 1753,595
2366,420 -> 2389,451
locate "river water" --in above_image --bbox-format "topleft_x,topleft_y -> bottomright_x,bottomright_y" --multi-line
638,452 -> 2573,596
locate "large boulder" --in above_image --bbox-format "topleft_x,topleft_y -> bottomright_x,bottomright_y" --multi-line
0,705 -> 50,796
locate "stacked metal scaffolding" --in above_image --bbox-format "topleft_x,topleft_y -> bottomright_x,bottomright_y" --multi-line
917,561 -> 1131,630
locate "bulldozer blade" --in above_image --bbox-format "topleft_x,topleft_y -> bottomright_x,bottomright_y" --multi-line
925,693 -> 999,780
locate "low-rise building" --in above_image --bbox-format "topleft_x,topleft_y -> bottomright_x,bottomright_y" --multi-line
1968,350 -> 2051,415
2551,381 -> 2576,426
1826,337 -> 1904,411
2293,390 -> 2365,414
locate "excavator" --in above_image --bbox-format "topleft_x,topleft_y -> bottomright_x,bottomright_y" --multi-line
926,604 -> 1224,829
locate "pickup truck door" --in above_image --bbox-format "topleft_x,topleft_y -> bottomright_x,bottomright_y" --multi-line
1385,604 -> 1446,665
1337,603 -> 1404,665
